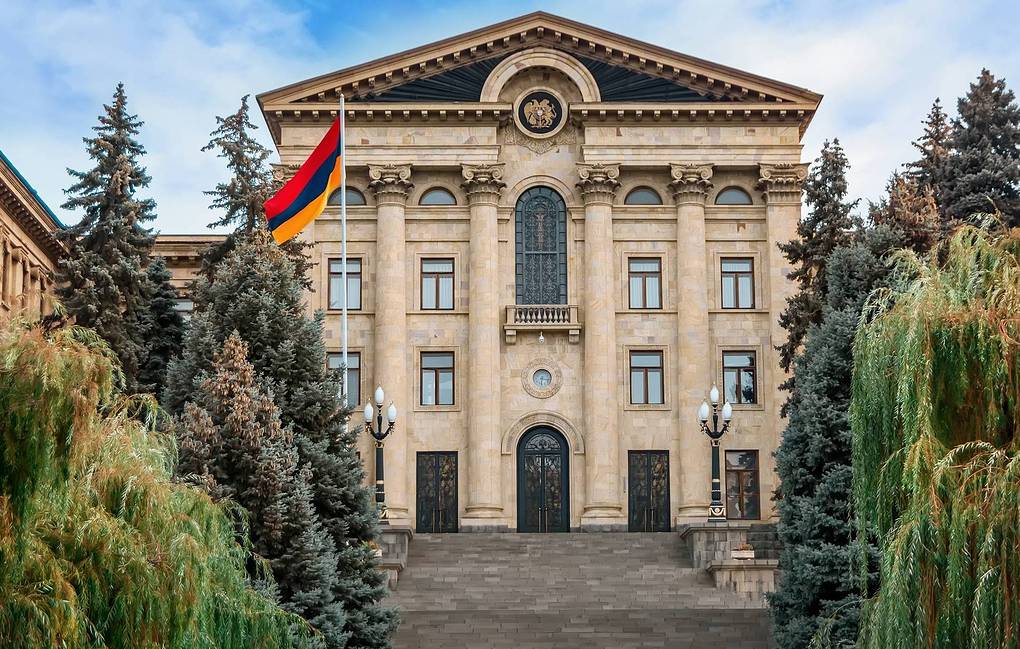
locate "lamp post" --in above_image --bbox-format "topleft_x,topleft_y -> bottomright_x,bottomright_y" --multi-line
698,385 -> 733,522
363,386 -> 397,519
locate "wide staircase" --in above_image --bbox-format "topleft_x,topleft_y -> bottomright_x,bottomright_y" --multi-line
387,532 -> 775,649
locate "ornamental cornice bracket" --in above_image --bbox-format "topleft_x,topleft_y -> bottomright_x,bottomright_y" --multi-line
757,163 -> 808,202
461,163 -> 506,200
576,163 -> 621,204
368,163 -> 414,200
668,163 -> 714,203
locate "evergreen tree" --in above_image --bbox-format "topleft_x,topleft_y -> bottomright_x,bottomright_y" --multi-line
200,96 -> 311,282
868,174 -> 941,253
777,139 -> 859,377
56,83 -> 156,393
905,98 -> 952,210
178,334 -> 347,648
137,256 -> 184,395
166,231 -> 397,648
941,69 -> 1020,227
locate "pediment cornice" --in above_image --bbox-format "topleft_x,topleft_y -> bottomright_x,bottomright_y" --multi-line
258,12 -> 821,141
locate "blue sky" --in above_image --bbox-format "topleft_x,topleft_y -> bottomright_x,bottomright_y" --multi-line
1,0 -> 1018,232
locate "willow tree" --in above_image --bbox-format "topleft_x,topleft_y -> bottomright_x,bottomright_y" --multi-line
850,224 -> 1020,649
0,321 -> 315,649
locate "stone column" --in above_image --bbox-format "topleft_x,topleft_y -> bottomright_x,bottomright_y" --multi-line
461,163 -> 506,529
758,163 -> 808,520
10,250 -> 24,309
27,267 -> 40,318
368,164 -> 413,524
576,163 -> 625,529
670,163 -> 714,522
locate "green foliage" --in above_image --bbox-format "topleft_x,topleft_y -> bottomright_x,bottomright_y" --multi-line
56,83 -> 157,394
941,70 -> 1020,228
138,256 -> 185,396
778,139 -> 860,378
905,99 -> 953,213
0,321 -> 315,649
851,225 -> 1020,649
165,231 -> 397,648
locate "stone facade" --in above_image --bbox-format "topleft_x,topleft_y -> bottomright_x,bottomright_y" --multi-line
0,149 -> 62,321
253,12 -> 820,532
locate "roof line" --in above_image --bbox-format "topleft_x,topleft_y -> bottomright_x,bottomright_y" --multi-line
0,147 -> 66,229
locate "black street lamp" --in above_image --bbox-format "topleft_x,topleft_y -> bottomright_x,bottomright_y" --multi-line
363,386 -> 397,519
698,385 -> 733,522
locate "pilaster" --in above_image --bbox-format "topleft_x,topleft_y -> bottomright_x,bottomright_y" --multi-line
461,163 -> 507,529
368,163 -> 413,524
669,163 -> 714,523
576,163 -> 625,529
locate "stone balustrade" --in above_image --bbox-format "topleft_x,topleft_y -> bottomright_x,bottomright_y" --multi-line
503,304 -> 581,344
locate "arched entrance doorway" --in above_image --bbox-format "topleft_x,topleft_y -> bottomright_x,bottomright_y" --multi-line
517,426 -> 569,532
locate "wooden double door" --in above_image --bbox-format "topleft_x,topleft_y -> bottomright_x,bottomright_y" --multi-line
628,451 -> 670,532
416,452 -> 458,533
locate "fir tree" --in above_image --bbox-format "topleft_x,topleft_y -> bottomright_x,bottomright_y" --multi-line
137,256 -> 184,396
178,334 -> 347,648
776,139 -> 859,377
941,69 -> 1020,227
56,83 -> 156,393
905,98 -> 952,210
200,96 -> 311,282
868,174 -> 941,253
166,231 -> 397,648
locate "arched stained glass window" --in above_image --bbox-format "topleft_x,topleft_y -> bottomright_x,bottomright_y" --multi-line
419,187 -> 457,205
515,187 -> 568,305
328,187 -> 366,206
624,187 -> 663,205
715,187 -> 754,205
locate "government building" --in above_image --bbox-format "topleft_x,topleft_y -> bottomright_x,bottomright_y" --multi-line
255,12 -> 819,536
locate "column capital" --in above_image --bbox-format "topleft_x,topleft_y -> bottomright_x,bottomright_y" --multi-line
270,163 -> 300,184
757,163 -> 808,204
368,164 -> 414,204
669,163 -> 714,204
576,163 -> 620,205
461,163 -> 506,204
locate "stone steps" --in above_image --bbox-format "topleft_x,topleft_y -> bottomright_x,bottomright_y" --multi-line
387,532 -> 775,648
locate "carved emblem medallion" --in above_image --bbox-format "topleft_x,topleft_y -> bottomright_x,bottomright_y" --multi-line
514,89 -> 566,139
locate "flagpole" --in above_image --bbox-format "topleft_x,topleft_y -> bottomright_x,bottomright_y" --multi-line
340,95 -> 349,410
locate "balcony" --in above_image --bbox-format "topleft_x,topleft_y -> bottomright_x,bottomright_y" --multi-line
504,304 -> 582,344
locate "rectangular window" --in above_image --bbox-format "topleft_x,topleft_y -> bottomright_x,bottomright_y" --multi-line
630,351 -> 664,405
421,258 -> 454,310
720,258 -> 754,309
420,352 -> 454,406
328,258 -> 362,310
327,352 -> 360,407
725,450 -> 760,520
723,351 -> 757,404
628,258 -> 662,309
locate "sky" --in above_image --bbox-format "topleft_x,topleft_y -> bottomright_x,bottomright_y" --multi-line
1,0 -> 1018,233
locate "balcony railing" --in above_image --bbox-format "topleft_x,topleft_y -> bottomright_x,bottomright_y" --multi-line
504,304 -> 581,344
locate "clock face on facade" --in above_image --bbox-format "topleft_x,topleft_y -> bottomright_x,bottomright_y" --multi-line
532,368 -> 553,388
515,89 -> 566,139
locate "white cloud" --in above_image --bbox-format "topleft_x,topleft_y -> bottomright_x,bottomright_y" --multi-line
1,0 -> 1018,230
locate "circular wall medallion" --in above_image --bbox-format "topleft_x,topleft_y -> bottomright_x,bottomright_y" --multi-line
513,88 -> 567,139
522,358 -> 563,399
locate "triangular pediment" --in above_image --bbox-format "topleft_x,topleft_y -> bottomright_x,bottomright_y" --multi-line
258,12 -> 821,109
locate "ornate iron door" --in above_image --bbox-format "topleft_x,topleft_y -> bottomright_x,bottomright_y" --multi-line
517,428 -> 569,532
628,451 -> 670,532
514,187 -> 568,305
416,452 -> 458,533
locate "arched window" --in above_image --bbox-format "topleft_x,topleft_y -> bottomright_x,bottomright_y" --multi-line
419,187 -> 457,205
327,187 -> 366,206
715,187 -> 754,205
515,187 -> 567,304
624,187 -> 663,205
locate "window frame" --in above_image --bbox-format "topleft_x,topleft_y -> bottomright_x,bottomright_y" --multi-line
720,257 -> 755,309
629,350 -> 665,405
628,257 -> 663,310
722,351 -> 758,405
623,186 -> 663,205
328,187 -> 367,206
725,449 -> 761,520
327,351 -> 361,407
418,187 -> 457,206
714,186 -> 754,205
327,257 -> 362,311
420,258 -> 455,310
420,351 -> 455,407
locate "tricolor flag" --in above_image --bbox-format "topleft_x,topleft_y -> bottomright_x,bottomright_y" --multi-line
263,118 -> 342,244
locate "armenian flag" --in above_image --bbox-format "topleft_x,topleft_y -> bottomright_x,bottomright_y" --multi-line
264,117 -> 342,244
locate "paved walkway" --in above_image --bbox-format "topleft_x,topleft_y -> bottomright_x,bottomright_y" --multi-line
387,532 -> 775,649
